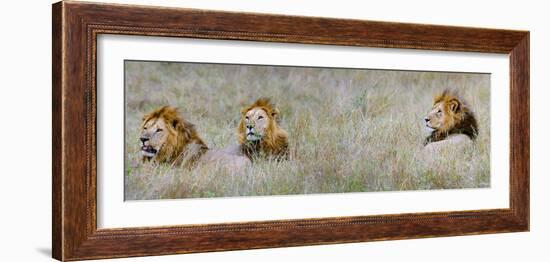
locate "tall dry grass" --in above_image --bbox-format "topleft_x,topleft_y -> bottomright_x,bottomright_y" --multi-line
124,61 -> 490,200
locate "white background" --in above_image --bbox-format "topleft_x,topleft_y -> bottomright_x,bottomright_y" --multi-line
0,0 -> 547,261
98,35 -> 509,228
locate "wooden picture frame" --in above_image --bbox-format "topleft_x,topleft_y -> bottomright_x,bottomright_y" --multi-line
52,1 -> 529,261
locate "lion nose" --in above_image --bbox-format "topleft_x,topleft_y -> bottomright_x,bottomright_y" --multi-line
424,117 -> 429,123
140,137 -> 149,143
246,124 -> 253,129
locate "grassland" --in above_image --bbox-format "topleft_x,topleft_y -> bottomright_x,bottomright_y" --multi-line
124,61 -> 490,200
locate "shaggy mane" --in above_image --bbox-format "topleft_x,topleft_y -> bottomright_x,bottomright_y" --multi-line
237,98 -> 289,160
240,98 -> 276,116
142,106 -> 208,167
424,90 -> 479,145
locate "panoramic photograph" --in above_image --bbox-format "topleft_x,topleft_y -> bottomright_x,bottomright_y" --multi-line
124,60 -> 490,200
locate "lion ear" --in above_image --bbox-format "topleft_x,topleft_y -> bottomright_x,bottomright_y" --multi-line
172,119 -> 180,129
241,105 -> 251,115
449,98 -> 461,112
271,108 -> 282,124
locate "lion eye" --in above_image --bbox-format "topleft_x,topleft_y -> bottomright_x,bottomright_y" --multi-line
257,116 -> 264,120
156,128 -> 163,133
245,116 -> 249,120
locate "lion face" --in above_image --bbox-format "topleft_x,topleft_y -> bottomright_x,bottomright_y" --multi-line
242,108 -> 270,141
140,116 -> 170,158
237,98 -> 289,160
423,99 -> 460,134
139,106 -> 207,164
423,90 -> 478,145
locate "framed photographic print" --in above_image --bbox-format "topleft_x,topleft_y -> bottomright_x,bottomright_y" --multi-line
52,1 -> 529,261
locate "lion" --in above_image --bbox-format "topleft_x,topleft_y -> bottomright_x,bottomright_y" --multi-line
423,90 -> 479,151
140,106 -> 250,169
237,98 -> 289,160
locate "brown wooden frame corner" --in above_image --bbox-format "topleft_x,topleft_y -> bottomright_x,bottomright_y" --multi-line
52,1 -> 529,261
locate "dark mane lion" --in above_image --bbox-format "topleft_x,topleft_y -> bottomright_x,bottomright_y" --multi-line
423,90 -> 479,146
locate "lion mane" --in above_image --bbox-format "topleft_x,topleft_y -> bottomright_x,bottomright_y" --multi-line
424,90 -> 479,146
141,106 -> 208,168
237,98 -> 289,160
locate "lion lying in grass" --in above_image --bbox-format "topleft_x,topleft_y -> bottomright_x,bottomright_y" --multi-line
139,106 -> 250,169
237,98 -> 289,161
423,90 -> 479,152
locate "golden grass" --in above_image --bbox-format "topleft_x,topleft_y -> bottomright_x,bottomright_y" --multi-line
124,61 -> 490,200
